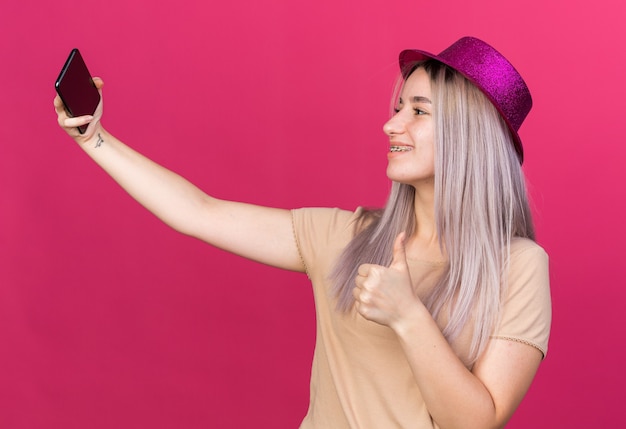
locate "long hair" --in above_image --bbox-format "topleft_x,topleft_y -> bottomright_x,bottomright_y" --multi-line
330,60 -> 535,363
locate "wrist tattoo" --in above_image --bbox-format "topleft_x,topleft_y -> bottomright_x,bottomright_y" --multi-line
95,133 -> 104,148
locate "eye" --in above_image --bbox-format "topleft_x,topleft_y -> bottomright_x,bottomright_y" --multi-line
413,108 -> 426,115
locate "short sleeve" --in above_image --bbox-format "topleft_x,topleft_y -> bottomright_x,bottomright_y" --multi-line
492,239 -> 552,357
291,207 -> 363,282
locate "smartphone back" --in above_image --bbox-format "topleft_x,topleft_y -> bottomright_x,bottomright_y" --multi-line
55,49 -> 100,119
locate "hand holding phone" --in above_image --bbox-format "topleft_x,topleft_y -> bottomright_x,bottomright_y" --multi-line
55,49 -> 101,134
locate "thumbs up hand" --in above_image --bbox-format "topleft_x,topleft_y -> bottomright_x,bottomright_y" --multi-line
353,232 -> 423,329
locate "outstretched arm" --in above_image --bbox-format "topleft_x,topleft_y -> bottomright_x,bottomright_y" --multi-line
54,78 -> 304,272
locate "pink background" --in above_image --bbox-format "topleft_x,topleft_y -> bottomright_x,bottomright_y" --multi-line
1,0 -> 625,427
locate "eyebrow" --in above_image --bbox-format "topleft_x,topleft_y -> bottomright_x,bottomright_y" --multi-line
399,96 -> 432,104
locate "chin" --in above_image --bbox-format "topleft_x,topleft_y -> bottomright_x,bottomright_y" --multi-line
386,168 -> 435,186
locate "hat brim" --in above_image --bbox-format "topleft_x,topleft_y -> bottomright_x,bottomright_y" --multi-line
399,49 -> 525,163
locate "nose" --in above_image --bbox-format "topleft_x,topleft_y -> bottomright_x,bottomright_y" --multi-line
383,111 -> 404,137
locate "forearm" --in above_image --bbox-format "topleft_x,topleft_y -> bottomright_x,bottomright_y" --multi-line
73,125 -> 305,270
79,125 -> 211,236
54,83 -> 303,271
393,307 -> 500,429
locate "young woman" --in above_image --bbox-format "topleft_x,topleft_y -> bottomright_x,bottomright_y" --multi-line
54,37 -> 551,429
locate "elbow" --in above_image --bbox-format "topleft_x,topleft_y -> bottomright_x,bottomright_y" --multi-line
160,194 -> 214,239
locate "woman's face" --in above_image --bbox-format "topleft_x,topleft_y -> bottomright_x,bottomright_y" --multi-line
383,67 -> 435,187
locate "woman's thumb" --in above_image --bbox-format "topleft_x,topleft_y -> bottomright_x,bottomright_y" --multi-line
390,232 -> 408,270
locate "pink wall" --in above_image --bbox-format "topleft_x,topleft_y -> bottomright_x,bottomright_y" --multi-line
1,0 -> 625,427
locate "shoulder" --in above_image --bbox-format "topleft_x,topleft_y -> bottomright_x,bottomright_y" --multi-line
291,207 -> 367,278
291,207 -> 367,237
510,237 -> 548,259
508,238 -> 549,283
496,237 -> 552,356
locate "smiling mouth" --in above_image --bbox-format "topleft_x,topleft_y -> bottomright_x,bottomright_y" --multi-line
390,146 -> 412,152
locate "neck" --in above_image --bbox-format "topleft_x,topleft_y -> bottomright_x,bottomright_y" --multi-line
408,179 -> 444,260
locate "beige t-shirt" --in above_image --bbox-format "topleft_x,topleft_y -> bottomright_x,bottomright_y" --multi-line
292,207 -> 551,429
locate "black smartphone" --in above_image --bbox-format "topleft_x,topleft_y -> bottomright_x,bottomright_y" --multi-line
55,49 -> 101,134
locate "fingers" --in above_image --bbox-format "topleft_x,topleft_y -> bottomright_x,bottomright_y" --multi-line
354,263 -> 381,303
353,234 -> 416,325
354,264 -> 372,298
63,115 -> 94,129
54,96 -> 90,124
355,264 -> 381,291
352,279 -> 372,310
357,263 -> 373,277
352,267 -> 379,321
92,76 -> 104,90
53,94 -> 64,112
54,77 -> 104,138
